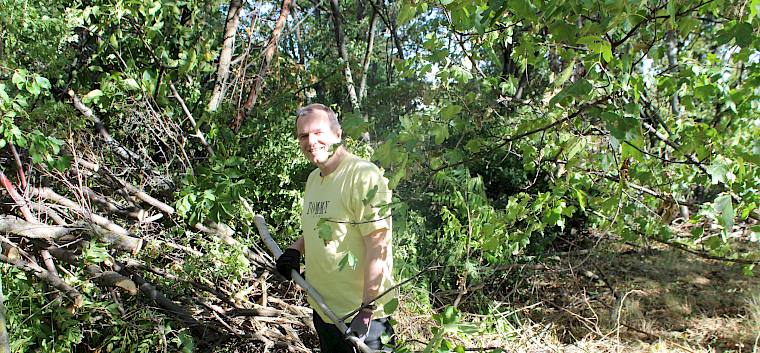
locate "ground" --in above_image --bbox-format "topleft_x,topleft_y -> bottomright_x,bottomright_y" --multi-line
394,234 -> 760,353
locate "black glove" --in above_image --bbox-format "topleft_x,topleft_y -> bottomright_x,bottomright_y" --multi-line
275,248 -> 301,280
345,308 -> 373,341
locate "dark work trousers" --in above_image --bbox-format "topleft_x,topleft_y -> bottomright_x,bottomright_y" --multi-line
313,313 -> 395,352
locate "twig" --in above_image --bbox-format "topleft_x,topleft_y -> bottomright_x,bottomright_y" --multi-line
168,80 -> 215,157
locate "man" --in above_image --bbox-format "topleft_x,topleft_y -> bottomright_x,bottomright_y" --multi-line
276,104 -> 396,352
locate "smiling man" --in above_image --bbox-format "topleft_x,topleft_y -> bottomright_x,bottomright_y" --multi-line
276,103 -> 396,352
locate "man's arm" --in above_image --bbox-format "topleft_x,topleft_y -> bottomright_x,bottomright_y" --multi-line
288,236 -> 305,253
362,228 -> 390,305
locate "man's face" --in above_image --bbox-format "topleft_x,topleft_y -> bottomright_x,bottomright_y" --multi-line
296,110 -> 342,165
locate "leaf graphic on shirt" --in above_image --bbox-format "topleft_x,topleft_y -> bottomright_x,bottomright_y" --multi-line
338,252 -> 357,271
362,184 -> 379,206
316,219 -> 332,243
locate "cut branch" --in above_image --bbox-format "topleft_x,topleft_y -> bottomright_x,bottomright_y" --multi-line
101,167 -> 175,215
29,187 -> 144,253
0,253 -> 83,309
0,171 -> 35,222
0,215 -> 76,239
68,90 -> 143,165
48,247 -> 138,295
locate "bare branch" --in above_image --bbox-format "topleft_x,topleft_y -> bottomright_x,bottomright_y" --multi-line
169,81 -> 215,157
0,253 -> 83,310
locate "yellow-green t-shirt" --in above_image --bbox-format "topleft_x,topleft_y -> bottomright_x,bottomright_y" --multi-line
302,154 -> 395,323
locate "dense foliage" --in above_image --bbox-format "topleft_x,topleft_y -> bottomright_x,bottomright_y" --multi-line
1,0 -> 758,351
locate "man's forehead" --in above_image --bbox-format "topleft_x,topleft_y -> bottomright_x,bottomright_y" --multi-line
296,111 -> 330,132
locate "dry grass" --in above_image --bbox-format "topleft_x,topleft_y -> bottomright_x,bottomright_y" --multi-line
394,236 -> 760,353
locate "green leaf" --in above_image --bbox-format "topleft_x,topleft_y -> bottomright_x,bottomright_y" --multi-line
552,59 -> 575,87
26,81 -> 41,95
508,0 -> 537,22
431,124 -> 449,145
704,235 -> 722,250
691,226 -> 704,239
601,41 -> 613,62
82,89 -> 104,104
741,202 -> 757,220
383,297 -> 399,314
34,76 -> 51,90
706,161 -> 729,185
440,104 -> 462,119
397,0 -> 417,25
317,220 -> 332,243
388,168 -> 406,190
122,78 -> 140,91
337,252 -> 357,271
734,22 -> 754,48
574,188 -> 587,211
12,71 -> 25,88
465,139 -> 482,153
0,83 -> 9,103
713,194 -> 735,232
549,20 -> 578,44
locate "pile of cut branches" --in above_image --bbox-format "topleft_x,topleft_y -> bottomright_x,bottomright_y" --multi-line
0,97 -> 314,352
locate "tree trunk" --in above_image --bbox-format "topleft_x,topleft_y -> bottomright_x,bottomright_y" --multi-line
208,0 -> 243,112
231,0 -> 292,132
367,0 -> 404,60
291,0 -> 307,105
359,8 -> 378,100
666,30 -> 680,117
329,0 -> 361,113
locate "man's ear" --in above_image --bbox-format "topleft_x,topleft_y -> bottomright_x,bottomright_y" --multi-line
336,129 -> 343,142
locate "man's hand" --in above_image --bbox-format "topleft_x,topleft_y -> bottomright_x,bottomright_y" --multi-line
346,308 -> 373,341
275,248 -> 301,280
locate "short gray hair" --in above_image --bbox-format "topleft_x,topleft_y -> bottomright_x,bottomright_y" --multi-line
296,103 -> 341,132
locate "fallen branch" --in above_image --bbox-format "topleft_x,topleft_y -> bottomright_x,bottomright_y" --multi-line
194,222 -> 271,267
0,172 -> 35,222
29,187 -> 143,253
48,247 -> 138,295
0,253 -> 83,310
68,90 -> 143,165
101,167 -> 175,215
0,215 -> 77,239
114,260 -> 219,339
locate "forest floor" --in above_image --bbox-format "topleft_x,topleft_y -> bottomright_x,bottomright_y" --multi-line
395,230 -> 760,353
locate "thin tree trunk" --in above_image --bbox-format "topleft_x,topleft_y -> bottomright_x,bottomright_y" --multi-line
329,0 -> 361,113
359,8 -> 378,100
208,0 -> 243,112
291,0 -> 307,104
666,30 -> 680,117
367,0 -> 404,60
231,0 -> 292,132
292,1 -> 306,65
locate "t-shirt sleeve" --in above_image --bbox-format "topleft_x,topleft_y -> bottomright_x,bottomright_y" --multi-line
350,163 -> 392,237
